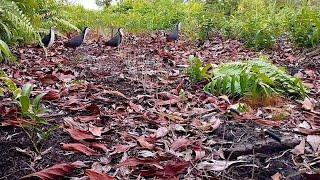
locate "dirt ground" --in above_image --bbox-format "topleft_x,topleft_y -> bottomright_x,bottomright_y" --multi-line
0,33 -> 319,179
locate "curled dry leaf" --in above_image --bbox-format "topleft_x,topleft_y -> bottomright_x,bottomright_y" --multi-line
43,90 -> 60,101
306,135 -> 320,152
85,104 -> 101,115
103,90 -> 127,99
129,101 -> 144,112
302,98 -> 314,111
118,157 -> 163,169
197,160 -> 246,171
65,128 -> 96,141
113,145 -> 132,154
89,125 -> 103,137
85,169 -> 114,180
271,172 -> 282,180
292,138 -> 305,155
141,159 -> 189,178
62,143 -> 99,156
171,138 -> 192,151
155,127 -> 169,138
91,143 -> 109,152
137,136 -> 154,150
21,162 -> 81,180
78,115 -> 98,123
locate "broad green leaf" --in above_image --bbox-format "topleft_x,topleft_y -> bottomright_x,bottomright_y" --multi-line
32,93 -> 45,114
22,83 -> 33,97
0,39 -> 12,58
20,95 -> 30,113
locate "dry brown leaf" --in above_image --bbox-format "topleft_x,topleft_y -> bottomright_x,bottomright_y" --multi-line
118,158 -> 163,169
155,127 -> 169,138
137,136 -> 154,150
91,143 -> 109,152
62,143 -> 99,156
271,172 -> 282,180
292,138 -> 305,155
85,169 -> 114,180
65,128 -> 96,141
171,138 -> 192,151
302,98 -> 314,111
103,90 -> 127,99
306,135 -> 320,152
89,125 -> 103,137
21,162 -> 81,180
197,160 -> 246,171
43,90 -> 61,101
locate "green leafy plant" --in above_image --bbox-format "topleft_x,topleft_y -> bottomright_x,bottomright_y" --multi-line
0,39 -> 15,63
186,55 -> 212,83
204,57 -> 308,100
0,71 -> 55,153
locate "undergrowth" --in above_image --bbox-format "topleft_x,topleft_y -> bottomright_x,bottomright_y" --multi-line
204,57 -> 308,100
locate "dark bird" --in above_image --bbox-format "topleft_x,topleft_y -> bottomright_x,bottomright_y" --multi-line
64,27 -> 90,48
105,28 -> 124,47
37,27 -> 56,48
166,22 -> 181,42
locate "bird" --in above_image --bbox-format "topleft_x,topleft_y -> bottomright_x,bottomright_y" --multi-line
64,27 -> 90,49
105,28 -> 124,48
37,27 -> 56,48
166,22 -> 181,42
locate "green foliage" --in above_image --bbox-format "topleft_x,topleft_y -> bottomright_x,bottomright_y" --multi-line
0,71 -> 46,123
204,57 -> 308,99
289,4 -> 320,47
0,39 -> 15,63
0,0 -> 40,45
202,0 -> 320,49
186,55 -> 212,83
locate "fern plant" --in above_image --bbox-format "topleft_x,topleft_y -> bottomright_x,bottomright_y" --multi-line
204,57 -> 308,100
0,0 -> 40,45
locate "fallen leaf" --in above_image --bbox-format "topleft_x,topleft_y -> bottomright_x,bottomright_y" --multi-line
78,115 -> 98,123
91,143 -> 109,152
21,162 -> 81,180
173,124 -> 186,132
89,125 -> 103,137
118,158 -> 163,169
254,119 -> 280,127
171,138 -> 192,151
197,160 -> 246,171
155,127 -> 169,138
137,136 -> 154,150
43,90 -> 60,101
195,150 -> 206,161
62,143 -> 99,156
65,128 -> 96,141
156,99 -> 180,106
271,172 -> 282,180
103,90 -> 127,99
142,159 -> 189,178
209,116 -> 221,131
306,135 -> 320,152
113,145 -> 132,154
292,138 -> 305,155
129,101 -> 143,112
85,104 -> 101,115
85,169 -> 114,180
302,98 -> 314,111
40,74 -> 59,85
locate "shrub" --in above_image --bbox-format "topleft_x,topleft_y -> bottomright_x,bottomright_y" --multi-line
204,57 -> 308,100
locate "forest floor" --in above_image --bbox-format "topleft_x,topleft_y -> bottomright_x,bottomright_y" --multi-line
0,33 -> 320,180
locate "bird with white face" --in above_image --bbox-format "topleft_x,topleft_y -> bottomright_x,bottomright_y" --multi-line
38,26 -> 56,48
64,27 -> 90,49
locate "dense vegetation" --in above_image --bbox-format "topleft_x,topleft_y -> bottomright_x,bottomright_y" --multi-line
1,0 -> 320,51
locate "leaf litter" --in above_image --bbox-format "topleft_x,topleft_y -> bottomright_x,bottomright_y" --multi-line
0,33 -> 320,179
